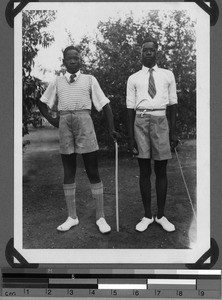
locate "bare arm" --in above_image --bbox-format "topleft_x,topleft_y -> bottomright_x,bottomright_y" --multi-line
37,100 -> 59,128
127,108 -> 135,140
102,103 -> 119,141
168,103 -> 178,150
127,108 -> 138,155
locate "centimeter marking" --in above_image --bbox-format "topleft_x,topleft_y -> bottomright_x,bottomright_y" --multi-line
1,269 -> 221,298
1,287 -> 221,298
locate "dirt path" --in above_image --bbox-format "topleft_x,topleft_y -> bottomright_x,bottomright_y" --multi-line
23,124 -> 196,249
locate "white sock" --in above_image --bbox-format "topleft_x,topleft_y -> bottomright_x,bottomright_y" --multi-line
90,181 -> 105,220
63,183 -> 77,219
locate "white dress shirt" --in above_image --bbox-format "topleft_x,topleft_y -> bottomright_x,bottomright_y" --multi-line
126,65 -> 178,110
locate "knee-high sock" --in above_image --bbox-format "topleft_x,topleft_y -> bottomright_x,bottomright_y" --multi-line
63,183 -> 77,219
90,182 -> 105,220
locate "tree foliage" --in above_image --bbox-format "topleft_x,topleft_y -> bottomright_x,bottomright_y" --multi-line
22,10 -> 56,136
23,9 -> 196,152
78,10 -> 196,150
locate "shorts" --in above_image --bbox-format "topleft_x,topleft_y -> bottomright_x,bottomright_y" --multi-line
59,110 -> 99,154
134,113 -> 172,160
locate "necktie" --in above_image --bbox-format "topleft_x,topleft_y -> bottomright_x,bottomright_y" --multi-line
148,68 -> 156,98
70,74 -> 76,83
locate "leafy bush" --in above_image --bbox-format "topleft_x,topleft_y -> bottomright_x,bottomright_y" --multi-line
81,10 -> 196,149
23,10 -> 196,151
22,10 -> 56,136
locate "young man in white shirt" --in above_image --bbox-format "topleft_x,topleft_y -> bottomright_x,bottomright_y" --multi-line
126,36 -> 178,232
38,46 -> 118,234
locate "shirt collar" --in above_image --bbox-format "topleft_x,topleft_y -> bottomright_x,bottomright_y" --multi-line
65,70 -> 81,80
142,64 -> 158,73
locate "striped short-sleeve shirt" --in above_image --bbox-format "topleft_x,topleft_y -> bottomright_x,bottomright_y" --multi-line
40,71 -> 110,112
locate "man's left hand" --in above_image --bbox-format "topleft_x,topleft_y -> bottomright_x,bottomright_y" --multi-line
170,133 -> 179,152
109,130 -> 121,142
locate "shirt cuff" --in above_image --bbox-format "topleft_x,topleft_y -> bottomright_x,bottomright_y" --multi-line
96,98 -> 110,112
40,95 -> 53,109
168,99 -> 178,106
126,103 -> 136,110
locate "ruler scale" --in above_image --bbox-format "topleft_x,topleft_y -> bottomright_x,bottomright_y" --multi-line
1,269 -> 221,298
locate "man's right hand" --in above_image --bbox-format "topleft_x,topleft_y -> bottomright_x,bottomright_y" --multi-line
48,116 -> 60,128
128,139 -> 139,156
37,100 -> 60,128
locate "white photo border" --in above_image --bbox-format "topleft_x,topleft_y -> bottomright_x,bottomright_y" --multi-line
14,2 -> 210,264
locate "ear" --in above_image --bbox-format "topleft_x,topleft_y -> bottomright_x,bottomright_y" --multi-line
140,47 -> 143,57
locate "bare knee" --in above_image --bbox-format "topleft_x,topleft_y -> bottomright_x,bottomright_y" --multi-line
82,152 -> 101,184
138,158 -> 152,179
61,154 -> 77,184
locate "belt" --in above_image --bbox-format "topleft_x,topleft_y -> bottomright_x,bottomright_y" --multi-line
59,109 -> 91,115
136,108 -> 166,117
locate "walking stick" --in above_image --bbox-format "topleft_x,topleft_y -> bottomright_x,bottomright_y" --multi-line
115,141 -> 119,232
174,146 -> 197,221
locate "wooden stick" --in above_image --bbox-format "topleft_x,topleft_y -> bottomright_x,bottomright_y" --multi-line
115,141 -> 119,232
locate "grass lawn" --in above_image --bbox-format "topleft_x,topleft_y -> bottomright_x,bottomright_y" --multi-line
23,124 -> 196,249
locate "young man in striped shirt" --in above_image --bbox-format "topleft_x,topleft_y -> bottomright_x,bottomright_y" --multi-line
127,36 -> 178,233
38,46 -> 118,234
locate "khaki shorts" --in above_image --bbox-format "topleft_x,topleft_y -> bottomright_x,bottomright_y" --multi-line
134,113 -> 172,160
59,110 -> 99,154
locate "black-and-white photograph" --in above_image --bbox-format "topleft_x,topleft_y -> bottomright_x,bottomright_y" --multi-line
14,2 -> 210,264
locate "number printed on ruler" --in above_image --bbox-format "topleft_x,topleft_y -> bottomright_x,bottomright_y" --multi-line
198,290 -> 205,297
89,289 -> 96,296
133,289 -> 140,297
46,288 -> 52,296
67,289 -> 74,296
24,288 -> 30,295
177,290 -> 183,297
111,289 -> 118,296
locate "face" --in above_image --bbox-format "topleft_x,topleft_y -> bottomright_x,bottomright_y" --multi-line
141,42 -> 157,67
63,49 -> 81,74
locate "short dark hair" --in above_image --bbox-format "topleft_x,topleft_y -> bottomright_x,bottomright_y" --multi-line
63,45 -> 81,59
142,36 -> 158,50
